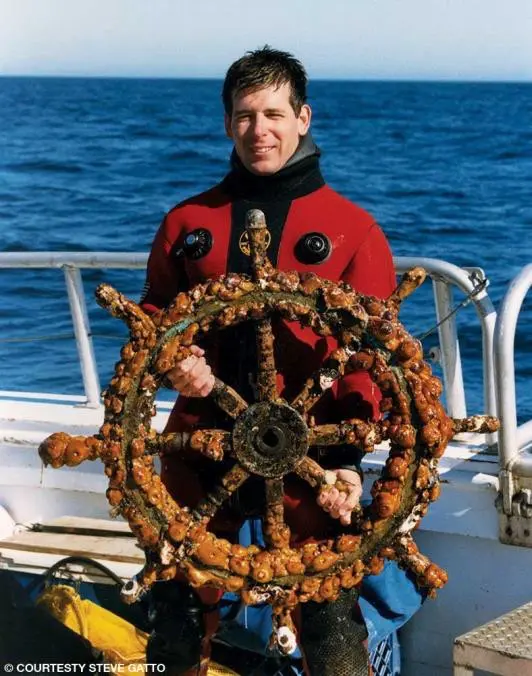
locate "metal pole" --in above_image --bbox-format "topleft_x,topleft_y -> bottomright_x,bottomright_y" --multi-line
464,268 -> 498,446
432,279 -> 467,418
481,308 -> 499,447
63,266 -> 101,408
494,264 -> 532,472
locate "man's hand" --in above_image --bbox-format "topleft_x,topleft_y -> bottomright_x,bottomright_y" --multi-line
166,345 -> 215,398
317,469 -> 362,525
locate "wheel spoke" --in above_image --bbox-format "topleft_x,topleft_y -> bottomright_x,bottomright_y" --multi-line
210,377 -> 249,419
295,456 -> 335,489
255,319 -> 278,402
264,478 -> 291,549
246,209 -> 275,281
309,421 -> 383,453
452,415 -> 499,435
192,463 -> 250,522
387,267 -> 427,306
96,284 -> 155,339
147,430 -> 231,461
291,348 -> 350,415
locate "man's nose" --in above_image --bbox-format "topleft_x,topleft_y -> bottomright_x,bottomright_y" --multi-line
251,115 -> 267,137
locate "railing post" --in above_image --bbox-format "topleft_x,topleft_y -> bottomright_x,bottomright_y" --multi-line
63,266 -> 101,408
464,268 -> 498,445
494,264 -> 532,474
432,279 -> 467,418
495,265 -> 532,549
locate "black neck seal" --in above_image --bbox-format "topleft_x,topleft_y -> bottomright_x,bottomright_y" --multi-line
221,134 -> 325,202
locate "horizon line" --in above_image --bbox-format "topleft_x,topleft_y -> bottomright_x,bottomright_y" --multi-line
1,73 -> 531,85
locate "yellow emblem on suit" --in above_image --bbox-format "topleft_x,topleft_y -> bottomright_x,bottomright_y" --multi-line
239,229 -> 271,256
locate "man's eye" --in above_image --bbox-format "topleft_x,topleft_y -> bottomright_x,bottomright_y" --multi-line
268,113 -> 283,119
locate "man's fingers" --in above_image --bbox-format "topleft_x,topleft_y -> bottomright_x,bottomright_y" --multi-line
166,367 -> 186,389
192,370 -> 213,393
166,351 -> 213,398
198,375 -> 215,397
189,345 -> 205,357
342,489 -> 362,512
189,360 -> 213,391
317,469 -> 362,522
167,364 -> 194,386
179,355 -> 200,374
330,492 -> 348,512
319,487 -> 339,506
319,489 -> 361,521
189,356 -> 208,379
318,487 -> 339,511
181,370 -> 215,397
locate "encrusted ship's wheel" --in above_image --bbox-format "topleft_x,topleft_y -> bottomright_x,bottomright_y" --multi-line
39,210 -> 498,652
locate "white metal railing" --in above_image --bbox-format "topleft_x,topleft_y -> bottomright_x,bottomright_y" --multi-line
495,264 -> 532,482
0,253 -> 498,426
397,258 -> 497,425
0,252 -> 147,408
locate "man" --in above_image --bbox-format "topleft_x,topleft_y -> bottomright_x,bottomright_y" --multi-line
141,47 -> 411,676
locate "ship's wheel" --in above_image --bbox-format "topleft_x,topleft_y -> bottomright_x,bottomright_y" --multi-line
39,209 -> 498,652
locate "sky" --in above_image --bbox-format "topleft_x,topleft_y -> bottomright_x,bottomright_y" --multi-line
1,0 -> 531,81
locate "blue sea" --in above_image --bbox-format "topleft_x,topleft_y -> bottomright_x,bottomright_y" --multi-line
1,77 -> 531,421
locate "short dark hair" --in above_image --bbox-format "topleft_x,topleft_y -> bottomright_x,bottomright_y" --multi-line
222,46 -> 308,116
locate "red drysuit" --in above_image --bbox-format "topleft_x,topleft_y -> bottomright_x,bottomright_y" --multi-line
141,149 -> 395,543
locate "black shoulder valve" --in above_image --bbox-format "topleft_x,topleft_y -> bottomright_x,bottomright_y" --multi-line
174,229 -> 213,260
295,232 -> 331,264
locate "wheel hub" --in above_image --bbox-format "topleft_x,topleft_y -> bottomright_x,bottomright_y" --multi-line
232,401 -> 309,478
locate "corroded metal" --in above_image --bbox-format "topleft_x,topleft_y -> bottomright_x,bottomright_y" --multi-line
264,478 -> 291,549
247,209 -> 275,282
95,284 -> 156,343
39,432 -> 101,468
388,267 -> 427,306
192,463 -> 250,521
308,420 -> 384,453
232,401 -> 309,478
211,377 -> 249,419
453,415 -> 500,434
37,209 -> 500,655
291,347 -> 350,415
255,319 -> 278,401
394,536 -> 448,597
149,430 -> 230,461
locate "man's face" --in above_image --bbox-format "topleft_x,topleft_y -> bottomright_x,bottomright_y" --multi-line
225,82 -> 311,176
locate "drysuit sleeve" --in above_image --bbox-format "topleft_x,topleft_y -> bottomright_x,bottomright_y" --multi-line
140,216 -> 189,314
342,221 -> 396,301
334,222 -> 396,474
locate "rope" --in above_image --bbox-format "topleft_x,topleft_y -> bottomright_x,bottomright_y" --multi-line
0,279 -> 488,348
416,277 -> 488,343
25,555 -> 125,598
42,555 -> 125,588
0,332 -> 126,344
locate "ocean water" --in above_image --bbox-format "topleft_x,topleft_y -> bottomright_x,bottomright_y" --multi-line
0,77 -> 531,421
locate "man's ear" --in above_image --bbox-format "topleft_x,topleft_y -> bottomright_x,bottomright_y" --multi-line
297,103 -> 312,136
224,114 -> 233,139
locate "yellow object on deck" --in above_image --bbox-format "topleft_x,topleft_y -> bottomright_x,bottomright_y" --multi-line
37,584 -> 148,664
36,583 -> 240,674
